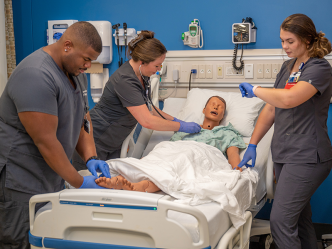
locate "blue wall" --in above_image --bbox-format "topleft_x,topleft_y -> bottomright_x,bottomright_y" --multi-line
12,0 -> 332,224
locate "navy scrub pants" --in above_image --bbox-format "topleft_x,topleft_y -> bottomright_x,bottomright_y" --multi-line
270,159 -> 332,249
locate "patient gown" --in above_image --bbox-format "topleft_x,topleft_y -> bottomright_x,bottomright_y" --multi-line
170,123 -> 246,156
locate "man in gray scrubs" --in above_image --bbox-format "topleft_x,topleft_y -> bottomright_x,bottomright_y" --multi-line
0,22 -> 110,249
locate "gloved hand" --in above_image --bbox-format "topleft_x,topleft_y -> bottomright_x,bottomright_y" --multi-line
238,144 -> 257,168
173,117 -> 201,133
86,159 -> 111,178
239,83 -> 256,98
79,175 -> 106,189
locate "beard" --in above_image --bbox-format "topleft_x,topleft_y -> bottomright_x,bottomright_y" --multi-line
62,53 -> 79,76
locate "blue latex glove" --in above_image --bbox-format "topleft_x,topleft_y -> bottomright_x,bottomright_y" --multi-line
79,175 -> 106,189
86,159 -> 111,178
239,83 -> 256,98
238,144 -> 257,168
173,117 -> 201,133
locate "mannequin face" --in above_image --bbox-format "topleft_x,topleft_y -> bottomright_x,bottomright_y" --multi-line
203,97 -> 225,124
140,54 -> 166,77
280,29 -> 308,59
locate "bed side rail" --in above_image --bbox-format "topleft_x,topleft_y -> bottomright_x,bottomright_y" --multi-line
158,196 -> 210,248
215,211 -> 252,249
265,149 -> 274,201
120,124 -> 153,159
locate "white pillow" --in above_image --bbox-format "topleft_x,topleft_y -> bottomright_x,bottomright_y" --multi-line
177,88 -> 265,137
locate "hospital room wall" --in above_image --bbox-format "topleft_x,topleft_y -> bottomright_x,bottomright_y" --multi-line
11,0 -> 332,224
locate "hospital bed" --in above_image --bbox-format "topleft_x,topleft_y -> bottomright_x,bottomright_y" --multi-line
29,95 -> 275,249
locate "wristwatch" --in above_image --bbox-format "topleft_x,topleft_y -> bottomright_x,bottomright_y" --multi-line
86,156 -> 99,164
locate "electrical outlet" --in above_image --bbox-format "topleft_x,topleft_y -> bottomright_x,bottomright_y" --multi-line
206,65 -> 213,79
199,65 -> 206,79
264,64 -> 272,79
257,64 -> 264,79
181,67 -> 188,82
272,64 -> 279,79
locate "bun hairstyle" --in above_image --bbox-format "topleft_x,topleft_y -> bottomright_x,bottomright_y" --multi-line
128,30 -> 167,63
281,14 -> 331,58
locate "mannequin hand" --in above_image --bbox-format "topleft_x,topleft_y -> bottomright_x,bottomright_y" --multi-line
79,176 -> 106,189
239,83 -> 256,98
238,144 -> 257,168
86,159 -> 111,178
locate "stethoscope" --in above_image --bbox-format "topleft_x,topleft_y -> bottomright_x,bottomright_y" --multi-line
139,65 -> 166,120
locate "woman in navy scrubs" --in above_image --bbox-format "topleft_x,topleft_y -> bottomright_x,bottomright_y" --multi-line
238,14 -> 332,249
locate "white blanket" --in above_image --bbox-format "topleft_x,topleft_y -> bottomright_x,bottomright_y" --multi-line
106,140 -> 259,228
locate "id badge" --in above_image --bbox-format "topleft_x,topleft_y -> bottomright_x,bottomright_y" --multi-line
83,118 -> 90,134
285,71 -> 301,89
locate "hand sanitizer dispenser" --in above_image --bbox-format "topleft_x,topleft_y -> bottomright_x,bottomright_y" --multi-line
88,21 -> 112,64
87,21 -> 112,103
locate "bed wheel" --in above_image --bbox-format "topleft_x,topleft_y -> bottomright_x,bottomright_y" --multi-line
258,234 -> 273,249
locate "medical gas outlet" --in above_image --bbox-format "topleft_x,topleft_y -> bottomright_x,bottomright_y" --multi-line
182,19 -> 204,48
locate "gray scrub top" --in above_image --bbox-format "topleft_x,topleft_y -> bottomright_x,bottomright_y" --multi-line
0,48 -> 88,195
91,61 -> 149,151
271,57 -> 332,164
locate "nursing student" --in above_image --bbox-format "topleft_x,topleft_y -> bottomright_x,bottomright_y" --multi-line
73,30 -> 201,170
0,22 -> 111,249
238,14 -> 332,249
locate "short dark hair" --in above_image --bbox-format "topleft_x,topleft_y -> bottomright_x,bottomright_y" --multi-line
205,96 -> 227,110
67,21 -> 102,53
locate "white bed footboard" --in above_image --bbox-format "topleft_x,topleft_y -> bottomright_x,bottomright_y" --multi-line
29,189 -> 214,249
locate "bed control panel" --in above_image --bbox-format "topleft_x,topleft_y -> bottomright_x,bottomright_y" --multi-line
59,189 -> 164,208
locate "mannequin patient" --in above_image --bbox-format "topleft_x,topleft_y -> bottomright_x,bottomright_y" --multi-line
96,96 -> 245,192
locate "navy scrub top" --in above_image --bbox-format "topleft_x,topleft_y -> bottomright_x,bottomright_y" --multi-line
271,57 -> 332,164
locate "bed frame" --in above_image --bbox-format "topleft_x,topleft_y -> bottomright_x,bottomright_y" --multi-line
29,189 -> 252,249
